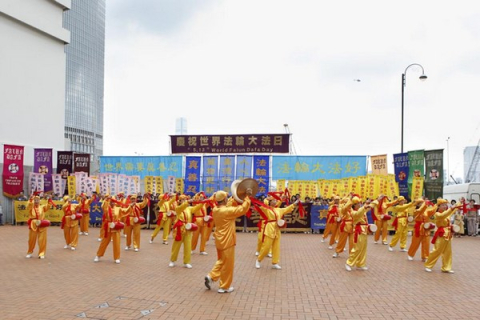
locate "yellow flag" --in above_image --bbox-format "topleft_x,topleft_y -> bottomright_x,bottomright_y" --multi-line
411,176 -> 424,200
67,175 -> 76,198
155,177 -> 164,195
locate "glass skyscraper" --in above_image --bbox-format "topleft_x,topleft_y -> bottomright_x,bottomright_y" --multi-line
63,0 -> 105,168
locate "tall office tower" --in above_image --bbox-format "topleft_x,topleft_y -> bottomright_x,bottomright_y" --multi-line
63,0 -> 106,171
464,146 -> 480,183
175,117 -> 188,135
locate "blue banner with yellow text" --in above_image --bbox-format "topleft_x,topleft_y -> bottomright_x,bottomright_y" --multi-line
219,156 -> 235,193
235,155 -> 253,179
272,156 -> 367,180
202,156 -> 218,196
253,156 -> 270,196
99,156 -> 182,179
393,153 -> 409,198
184,156 -> 201,195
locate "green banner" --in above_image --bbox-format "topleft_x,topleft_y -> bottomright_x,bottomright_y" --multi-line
424,149 -> 444,200
408,150 -> 425,198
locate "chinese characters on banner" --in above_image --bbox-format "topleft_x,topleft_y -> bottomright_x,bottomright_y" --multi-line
408,150 -> 425,197
170,134 -> 289,154
100,156 -> 182,179
74,153 -> 90,173
253,156 -> 269,197
394,153 -> 409,198
57,151 -> 73,195
370,154 -> 388,175
34,148 -> 53,192
2,145 -> 24,198
184,156 -> 201,195
424,149 -> 444,200
235,155 -> 252,179
202,156 -> 218,196
29,172 -> 44,195
219,155 -> 235,193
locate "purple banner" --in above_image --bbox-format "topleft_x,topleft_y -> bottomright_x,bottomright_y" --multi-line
34,148 -> 53,192
170,134 -> 290,154
393,152 -> 409,198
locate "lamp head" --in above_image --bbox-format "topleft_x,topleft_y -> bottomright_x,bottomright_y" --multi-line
419,74 -> 428,81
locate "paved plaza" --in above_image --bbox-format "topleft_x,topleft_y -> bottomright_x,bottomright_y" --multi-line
0,225 -> 479,320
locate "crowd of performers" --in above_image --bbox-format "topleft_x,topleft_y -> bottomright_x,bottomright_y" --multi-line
24,188 -> 470,293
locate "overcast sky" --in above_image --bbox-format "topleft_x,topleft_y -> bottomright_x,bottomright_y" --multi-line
103,0 -> 480,181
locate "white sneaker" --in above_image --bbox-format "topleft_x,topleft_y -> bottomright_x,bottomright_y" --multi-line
272,264 -> 282,270
64,245 -> 70,249
123,234 -> 127,238
408,256 -> 414,261
168,261 -> 175,267
335,240 -> 338,243
356,266 -> 368,271
218,287 -> 234,293
125,246 -> 130,251
149,240 -> 153,244
425,268 -> 432,272
26,254 -> 32,259
345,264 -> 352,271
200,252 -> 208,255
321,238 -> 325,243
388,246 -> 394,252
255,260 -> 261,269
255,251 -> 259,256
84,232 -> 89,236
374,241 -> 378,244
442,270 -> 455,274
71,247 -> 76,251
79,232 -> 84,235
267,253 -> 272,258
332,252 -> 338,258
204,275 -> 212,290
134,248 -> 139,252
39,256 -> 45,259
94,256 -> 99,262
328,246 -> 333,250
383,242 -> 388,245
184,264 -> 192,269
400,248 -> 408,252
97,238 -> 102,242
115,259 -> 120,264
163,241 -> 168,245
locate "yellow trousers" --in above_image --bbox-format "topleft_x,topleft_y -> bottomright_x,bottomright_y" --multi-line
374,220 -> 388,243
151,218 -> 172,242
191,218 -> 206,252
27,228 -> 47,257
258,235 -> 281,264
209,246 -> 235,290
125,223 -> 141,249
80,213 -> 90,233
335,231 -> 353,254
64,222 -> 79,247
346,234 -> 367,268
424,237 -> 453,272
389,223 -> 408,249
96,231 -> 121,260
323,221 -> 336,241
408,234 -> 430,259
170,231 -> 192,264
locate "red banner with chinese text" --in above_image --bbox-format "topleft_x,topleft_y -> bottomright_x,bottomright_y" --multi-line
3,145 -> 25,198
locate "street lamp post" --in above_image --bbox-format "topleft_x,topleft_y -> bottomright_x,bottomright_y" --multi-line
446,137 -> 450,185
401,63 -> 427,153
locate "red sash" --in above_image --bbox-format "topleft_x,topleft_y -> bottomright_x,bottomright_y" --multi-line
354,223 -> 367,243
431,227 -> 445,244
156,212 -> 164,226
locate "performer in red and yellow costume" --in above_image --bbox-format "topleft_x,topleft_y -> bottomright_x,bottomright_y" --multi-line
322,196 -> 341,249
345,196 -> 378,271
78,193 -> 95,236
168,195 -> 204,268
191,192 -> 214,255
123,194 -> 149,252
333,197 -> 354,258
94,197 -> 129,264
61,195 -> 80,251
205,191 -> 251,293
255,198 -> 298,270
388,197 -> 419,252
424,199 -> 462,273
372,195 -> 397,245
150,193 -> 176,245
407,199 -> 436,261
26,194 -> 53,259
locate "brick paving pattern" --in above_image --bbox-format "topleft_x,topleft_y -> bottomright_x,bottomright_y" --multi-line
0,225 -> 479,320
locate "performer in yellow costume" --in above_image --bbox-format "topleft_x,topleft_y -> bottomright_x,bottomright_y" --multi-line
388,197 -> 420,252
191,192 -> 213,255
78,193 -> 95,236
333,197 -> 354,258
407,200 -> 436,261
150,193 -> 173,244
255,195 -> 278,257
255,198 -> 298,270
123,194 -> 149,252
322,196 -> 341,249
168,195 -> 204,268
61,196 -> 80,251
205,190 -> 251,293
424,199 -> 462,273
94,198 -> 129,264
26,195 -> 53,259
345,196 -> 378,271
372,195 -> 397,245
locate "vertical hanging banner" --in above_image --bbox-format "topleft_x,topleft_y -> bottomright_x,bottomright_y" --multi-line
253,155 -> 269,196
99,173 -> 109,195
155,176 -> 164,195
393,153 -> 409,198
108,173 -> 118,196
2,144 -> 24,198
52,174 -> 63,196
29,172 -> 44,195
219,155 -> 235,193
424,149 -> 444,200
175,178 -> 184,194
411,176 -> 424,200
202,156 -> 218,196
235,155 -> 252,179
184,156 -> 201,195
145,176 -> 154,194
34,148 -> 53,192
370,154 -> 388,175
75,172 -> 88,194
57,151 -> 73,195
67,175 -> 76,197
167,176 -> 176,194
74,153 -> 90,173
408,150 -> 425,197
117,174 -> 128,195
